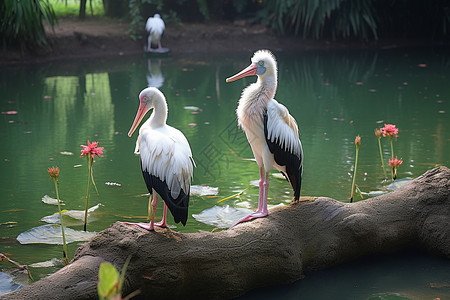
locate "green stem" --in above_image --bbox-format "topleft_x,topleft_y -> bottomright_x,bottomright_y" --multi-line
377,137 -> 387,180
84,156 -> 92,231
390,137 -> 395,182
54,179 -> 69,265
390,137 -> 394,159
350,147 -> 359,203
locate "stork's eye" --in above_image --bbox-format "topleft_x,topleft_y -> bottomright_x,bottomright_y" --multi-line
143,96 -> 150,102
258,61 -> 264,66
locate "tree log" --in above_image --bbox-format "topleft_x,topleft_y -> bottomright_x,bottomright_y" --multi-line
2,166 -> 449,300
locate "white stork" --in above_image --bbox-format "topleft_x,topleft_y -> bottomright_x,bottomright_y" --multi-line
126,87 -> 195,230
145,13 -> 165,50
226,49 -> 303,226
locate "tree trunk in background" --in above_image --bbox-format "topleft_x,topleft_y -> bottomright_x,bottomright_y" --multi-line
2,167 -> 450,300
79,0 -> 87,19
102,0 -> 128,18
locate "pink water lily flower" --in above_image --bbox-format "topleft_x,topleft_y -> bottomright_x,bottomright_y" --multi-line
381,124 -> 398,138
80,140 -> 104,159
389,156 -> 403,167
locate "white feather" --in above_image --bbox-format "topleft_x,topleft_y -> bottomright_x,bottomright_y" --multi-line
134,88 -> 194,199
266,99 -> 302,157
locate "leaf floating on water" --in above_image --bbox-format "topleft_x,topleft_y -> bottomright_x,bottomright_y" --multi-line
190,185 -> 219,196
17,225 -> 96,245
40,204 -> 102,224
41,195 -> 65,206
105,182 -> 121,187
192,205 -> 253,228
59,151 -> 74,156
183,106 -> 200,111
272,173 -> 286,180
29,258 -> 63,268
0,272 -> 22,296
361,178 -> 413,198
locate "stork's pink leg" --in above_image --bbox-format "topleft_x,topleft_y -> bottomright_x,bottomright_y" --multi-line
231,168 -> 269,227
155,202 -> 168,228
124,193 -> 157,231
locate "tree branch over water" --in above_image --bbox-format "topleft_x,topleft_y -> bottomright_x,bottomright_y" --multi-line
3,166 -> 449,300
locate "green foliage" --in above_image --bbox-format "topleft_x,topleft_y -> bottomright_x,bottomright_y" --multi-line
97,256 -> 131,300
49,0 -> 104,17
98,262 -> 120,300
259,0 -> 378,40
0,0 -> 58,51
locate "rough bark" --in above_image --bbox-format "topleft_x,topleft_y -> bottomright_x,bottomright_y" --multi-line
2,166 -> 449,300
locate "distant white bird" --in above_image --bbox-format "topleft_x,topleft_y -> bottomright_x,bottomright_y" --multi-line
226,50 -> 303,226
146,13 -> 165,50
126,87 -> 195,231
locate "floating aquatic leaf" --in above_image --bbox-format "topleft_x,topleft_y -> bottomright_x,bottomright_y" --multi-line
192,205 -> 253,228
183,106 -> 200,111
384,177 -> 412,190
105,182 -> 121,187
17,224 -> 96,245
0,272 -> 22,296
361,178 -> 413,198
41,195 -> 64,206
29,258 -> 62,268
190,185 -> 219,196
60,151 -> 74,156
272,173 -> 286,180
40,204 -> 102,224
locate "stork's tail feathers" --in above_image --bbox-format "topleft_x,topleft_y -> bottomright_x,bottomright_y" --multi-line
142,171 -> 189,226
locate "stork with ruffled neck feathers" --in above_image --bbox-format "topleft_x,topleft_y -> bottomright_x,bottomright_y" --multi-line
226,50 -> 303,226
126,87 -> 195,231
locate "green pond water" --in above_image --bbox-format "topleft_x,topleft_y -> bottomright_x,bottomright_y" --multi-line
0,48 -> 449,298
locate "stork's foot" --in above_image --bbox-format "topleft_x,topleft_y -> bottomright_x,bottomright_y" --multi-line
154,220 -> 167,228
231,211 -> 268,228
123,222 -> 154,231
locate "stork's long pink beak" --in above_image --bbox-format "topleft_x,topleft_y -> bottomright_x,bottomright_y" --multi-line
128,102 -> 148,137
226,63 -> 258,83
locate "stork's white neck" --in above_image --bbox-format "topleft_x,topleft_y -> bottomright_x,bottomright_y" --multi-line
147,94 -> 168,128
237,73 -> 277,127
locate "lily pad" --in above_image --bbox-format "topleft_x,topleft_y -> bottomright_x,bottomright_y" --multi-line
192,205 -> 253,228
17,224 -> 96,245
40,203 -> 102,224
41,195 -> 65,205
361,178 -> 413,198
0,272 -> 22,296
29,258 -> 63,268
190,185 -> 219,196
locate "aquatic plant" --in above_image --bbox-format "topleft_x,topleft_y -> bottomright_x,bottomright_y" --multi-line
381,124 -> 399,181
80,140 -> 103,231
350,135 -> 361,203
48,166 -> 69,265
389,156 -> 403,181
381,123 -> 398,158
97,256 -> 138,300
374,128 -> 387,180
